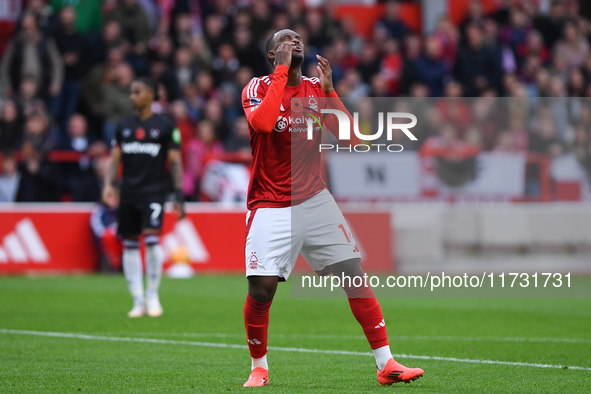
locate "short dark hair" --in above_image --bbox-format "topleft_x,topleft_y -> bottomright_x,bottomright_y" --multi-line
265,32 -> 276,65
135,76 -> 159,100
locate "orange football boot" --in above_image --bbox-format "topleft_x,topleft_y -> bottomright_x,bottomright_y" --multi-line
243,367 -> 269,387
377,359 -> 424,385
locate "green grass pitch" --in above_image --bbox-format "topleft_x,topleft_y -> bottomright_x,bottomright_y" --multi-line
1,275 -> 590,392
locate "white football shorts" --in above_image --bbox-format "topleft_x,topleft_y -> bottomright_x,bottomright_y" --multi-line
245,189 -> 361,279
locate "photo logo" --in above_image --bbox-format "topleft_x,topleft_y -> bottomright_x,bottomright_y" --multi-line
306,109 -> 418,152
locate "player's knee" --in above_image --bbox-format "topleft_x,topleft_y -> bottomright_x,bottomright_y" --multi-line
330,258 -> 363,277
248,278 -> 277,303
122,238 -> 140,250
249,287 -> 275,303
144,234 -> 160,246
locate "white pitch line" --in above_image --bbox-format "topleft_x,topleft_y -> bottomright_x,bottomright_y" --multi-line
1,329 -> 590,372
399,335 -> 591,344
95,331 -> 591,344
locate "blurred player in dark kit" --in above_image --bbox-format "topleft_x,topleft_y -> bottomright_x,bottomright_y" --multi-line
103,77 -> 184,317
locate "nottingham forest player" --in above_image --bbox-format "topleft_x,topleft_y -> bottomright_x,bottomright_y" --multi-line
103,77 -> 185,318
240,29 -> 424,387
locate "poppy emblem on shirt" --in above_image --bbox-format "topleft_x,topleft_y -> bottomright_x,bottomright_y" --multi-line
135,127 -> 146,140
291,98 -> 303,112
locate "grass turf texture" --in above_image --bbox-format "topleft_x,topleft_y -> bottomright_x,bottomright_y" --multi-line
0,275 -> 590,393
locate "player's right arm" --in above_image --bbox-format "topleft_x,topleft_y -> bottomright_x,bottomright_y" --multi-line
102,146 -> 121,208
103,123 -> 123,208
241,42 -> 293,134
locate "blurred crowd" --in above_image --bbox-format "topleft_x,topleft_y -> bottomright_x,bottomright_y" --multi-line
1,0 -> 591,203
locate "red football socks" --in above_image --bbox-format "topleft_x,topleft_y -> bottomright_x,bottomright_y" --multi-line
244,287 -> 388,356
344,286 -> 389,350
244,293 -> 272,358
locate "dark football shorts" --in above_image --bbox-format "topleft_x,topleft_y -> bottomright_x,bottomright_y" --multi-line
117,194 -> 166,236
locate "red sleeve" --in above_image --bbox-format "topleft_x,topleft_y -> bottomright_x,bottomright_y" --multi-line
241,65 -> 289,134
323,90 -> 360,145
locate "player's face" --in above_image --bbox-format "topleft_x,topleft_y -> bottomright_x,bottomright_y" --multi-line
129,81 -> 153,110
274,29 -> 304,64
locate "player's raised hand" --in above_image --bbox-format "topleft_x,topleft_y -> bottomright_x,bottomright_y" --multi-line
316,54 -> 334,95
275,42 -> 294,68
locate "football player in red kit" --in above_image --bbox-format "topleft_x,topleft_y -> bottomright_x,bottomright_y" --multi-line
240,29 -> 424,387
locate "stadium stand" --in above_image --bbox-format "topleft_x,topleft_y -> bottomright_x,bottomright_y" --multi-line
1,0 -> 591,203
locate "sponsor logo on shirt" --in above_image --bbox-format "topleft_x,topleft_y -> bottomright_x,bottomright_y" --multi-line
121,141 -> 161,157
274,115 -> 322,133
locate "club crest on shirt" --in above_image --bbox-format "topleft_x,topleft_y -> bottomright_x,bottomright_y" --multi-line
135,127 -> 146,140
149,128 -> 160,139
308,97 -> 318,112
122,128 -> 132,138
249,252 -> 258,269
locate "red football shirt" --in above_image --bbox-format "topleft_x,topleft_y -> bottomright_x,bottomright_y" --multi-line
241,66 -> 330,210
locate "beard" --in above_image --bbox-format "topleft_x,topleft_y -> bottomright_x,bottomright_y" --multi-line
291,52 -> 304,65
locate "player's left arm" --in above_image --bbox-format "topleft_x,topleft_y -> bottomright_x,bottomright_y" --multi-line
316,55 -> 359,145
167,126 -> 185,219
